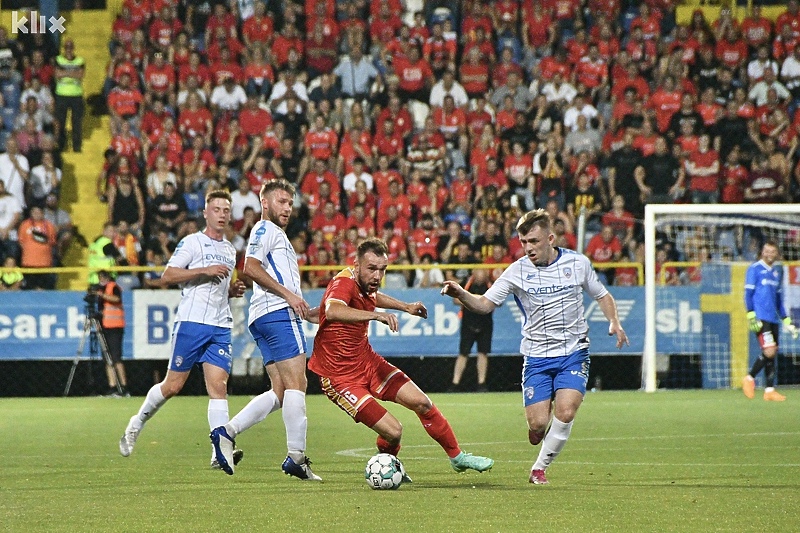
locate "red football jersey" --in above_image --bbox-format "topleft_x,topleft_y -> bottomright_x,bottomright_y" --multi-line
308,269 -> 383,378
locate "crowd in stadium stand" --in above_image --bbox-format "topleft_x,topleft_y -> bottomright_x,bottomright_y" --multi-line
1,0 -> 800,291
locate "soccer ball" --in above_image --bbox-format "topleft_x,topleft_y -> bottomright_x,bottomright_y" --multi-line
365,453 -> 404,490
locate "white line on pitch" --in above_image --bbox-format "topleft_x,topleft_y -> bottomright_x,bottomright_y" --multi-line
337,431 -> 800,458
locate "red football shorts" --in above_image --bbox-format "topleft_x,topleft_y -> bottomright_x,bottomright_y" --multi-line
317,356 -> 411,428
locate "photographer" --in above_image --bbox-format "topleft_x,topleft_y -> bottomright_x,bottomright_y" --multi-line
96,270 -> 128,397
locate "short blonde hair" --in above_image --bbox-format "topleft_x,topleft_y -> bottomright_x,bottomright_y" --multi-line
516,209 -> 552,236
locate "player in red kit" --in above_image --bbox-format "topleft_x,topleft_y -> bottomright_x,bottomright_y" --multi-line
308,238 -> 494,478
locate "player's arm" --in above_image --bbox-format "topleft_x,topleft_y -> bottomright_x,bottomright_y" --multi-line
243,256 -> 309,319
744,267 -> 756,314
596,292 -> 629,349
776,278 -> 789,324
776,279 -> 798,338
744,268 -> 761,331
440,280 -> 497,314
325,300 -> 399,332
306,306 -> 320,325
228,279 -> 246,299
161,264 -> 231,285
376,292 -> 428,318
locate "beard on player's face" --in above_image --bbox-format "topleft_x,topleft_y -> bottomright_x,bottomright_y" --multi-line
356,264 -> 385,293
267,207 -> 289,228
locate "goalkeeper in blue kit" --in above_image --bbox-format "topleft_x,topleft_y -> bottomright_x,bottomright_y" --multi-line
743,241 -> 798,402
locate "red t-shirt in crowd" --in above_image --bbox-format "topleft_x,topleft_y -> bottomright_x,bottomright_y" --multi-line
687,149 -> 720,193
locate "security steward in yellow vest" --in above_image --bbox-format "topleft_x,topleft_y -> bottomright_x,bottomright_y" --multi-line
54,38 -> 85,152
88,222 -> 119,285
97,270 -> 129,397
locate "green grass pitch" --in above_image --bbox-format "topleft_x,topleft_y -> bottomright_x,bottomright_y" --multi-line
2,390 -> 798,532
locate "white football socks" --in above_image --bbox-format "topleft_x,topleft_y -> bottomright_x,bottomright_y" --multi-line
132,384 -> 167,430
225,390 -> 281,438
208,399 -> 229,431
283,389 -> 308,463
532,417 -> 573,471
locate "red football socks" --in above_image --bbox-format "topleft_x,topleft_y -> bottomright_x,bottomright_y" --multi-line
418,406 -> 461,458
376,435 -> 401,457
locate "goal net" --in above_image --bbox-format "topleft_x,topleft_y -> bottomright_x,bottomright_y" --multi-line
643,204 -> 800,392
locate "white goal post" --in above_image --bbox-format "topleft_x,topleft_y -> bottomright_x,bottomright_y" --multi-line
643,203 -> 800,393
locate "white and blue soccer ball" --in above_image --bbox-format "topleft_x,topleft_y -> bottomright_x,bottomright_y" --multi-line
365,453 -> 404,490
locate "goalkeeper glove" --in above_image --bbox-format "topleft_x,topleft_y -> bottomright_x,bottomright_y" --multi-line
747,311 -> 762,333
783,317 -> 799,340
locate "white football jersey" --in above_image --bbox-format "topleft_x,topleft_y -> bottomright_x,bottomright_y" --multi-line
484,248 -> 608,358
166,231 -> 237,328
245,219 -> 304,325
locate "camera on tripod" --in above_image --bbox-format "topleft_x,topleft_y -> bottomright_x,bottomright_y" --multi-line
84,284 -> 103,319
64,282 -> 122,396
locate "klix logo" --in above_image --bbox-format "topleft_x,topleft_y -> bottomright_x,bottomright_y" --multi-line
11,11 -> 66,34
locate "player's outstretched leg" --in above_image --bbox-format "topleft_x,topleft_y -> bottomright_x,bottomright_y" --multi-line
228,390 -> 282,435
395,379 -> 495,474
417,404 -> 493,473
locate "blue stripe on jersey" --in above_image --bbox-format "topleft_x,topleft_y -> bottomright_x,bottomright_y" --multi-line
513,294 -> 527,327
267,252 -> 284,284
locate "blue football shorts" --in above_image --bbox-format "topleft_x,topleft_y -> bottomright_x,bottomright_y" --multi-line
170,321 -> 233,373
249,307 -> 307,365
521,348 -> 590,406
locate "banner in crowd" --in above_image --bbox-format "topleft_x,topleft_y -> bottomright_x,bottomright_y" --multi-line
0,286 -> 713,360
